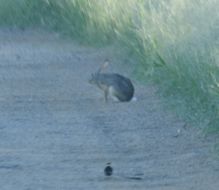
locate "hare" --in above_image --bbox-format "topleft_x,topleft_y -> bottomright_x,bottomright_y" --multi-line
89,60 -> 134,102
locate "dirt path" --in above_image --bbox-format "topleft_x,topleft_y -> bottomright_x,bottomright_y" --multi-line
0,29 -> 218,190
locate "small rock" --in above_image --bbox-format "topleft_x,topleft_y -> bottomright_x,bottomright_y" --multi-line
104,162 -> 113,176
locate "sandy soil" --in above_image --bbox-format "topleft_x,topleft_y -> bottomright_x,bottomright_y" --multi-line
0,29 -> 218,190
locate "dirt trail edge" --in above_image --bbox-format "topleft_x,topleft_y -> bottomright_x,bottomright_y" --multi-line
0,29 -> 218,190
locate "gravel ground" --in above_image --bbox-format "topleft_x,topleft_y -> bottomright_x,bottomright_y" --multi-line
0,29 -> 218,190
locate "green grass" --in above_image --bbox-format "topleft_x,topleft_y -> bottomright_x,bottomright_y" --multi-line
0,0 -> 219,134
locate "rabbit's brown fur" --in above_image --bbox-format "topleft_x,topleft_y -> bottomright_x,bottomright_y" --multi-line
89,61 -> 134,102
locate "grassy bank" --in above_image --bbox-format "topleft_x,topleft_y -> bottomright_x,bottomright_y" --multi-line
0,0 -> 219,133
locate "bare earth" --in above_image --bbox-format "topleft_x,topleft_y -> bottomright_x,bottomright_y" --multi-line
0,29 -> 218,190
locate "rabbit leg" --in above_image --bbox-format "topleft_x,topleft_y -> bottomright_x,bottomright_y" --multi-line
104,89 -> 109,102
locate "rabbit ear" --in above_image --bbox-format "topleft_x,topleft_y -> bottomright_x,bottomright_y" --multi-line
97,59 -> 110,73
89,73 -> 94,83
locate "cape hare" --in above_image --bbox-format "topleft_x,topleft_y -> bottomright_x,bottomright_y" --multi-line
89,60 -> 134,102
